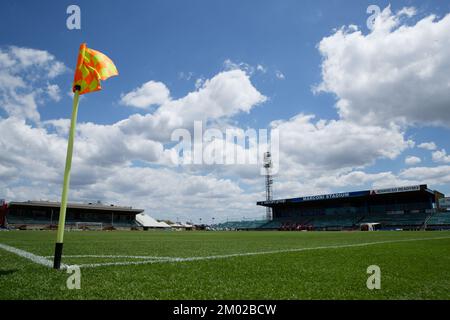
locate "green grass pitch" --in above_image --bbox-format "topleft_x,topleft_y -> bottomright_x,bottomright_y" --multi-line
0,230 -> 449,299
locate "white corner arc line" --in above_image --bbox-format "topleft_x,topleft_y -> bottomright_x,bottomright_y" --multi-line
77,235 -> 450,269
0,243 -> 69,269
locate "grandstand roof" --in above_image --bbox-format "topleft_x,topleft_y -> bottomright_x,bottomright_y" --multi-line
136,213 -> 170,228
257,184 -> 439,207
8,200 -> 144,215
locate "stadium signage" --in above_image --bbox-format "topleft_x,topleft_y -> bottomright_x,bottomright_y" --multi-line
258,190 -> 369,205
303,192 -> 350,201
371,185 -> 421,195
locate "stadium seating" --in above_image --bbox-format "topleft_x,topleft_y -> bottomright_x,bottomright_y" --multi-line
360,214 -> 428,227
309,214 -> 358,229
426,212 -> 450,226
7,216 -> 53,225
6,213 -> 136,229
258,219 -> 283,229
217,211 -> 450,231
215,220 -> 268,230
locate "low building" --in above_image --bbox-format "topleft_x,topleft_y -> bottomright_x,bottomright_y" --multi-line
6,200 -> 144,229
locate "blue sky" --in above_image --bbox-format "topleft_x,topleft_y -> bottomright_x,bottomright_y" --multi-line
1,0 -> 450,222
1,0 -> 443,124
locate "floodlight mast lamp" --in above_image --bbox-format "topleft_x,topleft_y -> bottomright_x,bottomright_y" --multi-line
264,151 -> 273,221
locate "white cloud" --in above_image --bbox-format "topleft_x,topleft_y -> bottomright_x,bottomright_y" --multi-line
432,149 -> 450,163
275,70 -> 285,80
120,81 -> 170,109
46,84 -> 61,102
3,38 -> 450,223
0,46 -> 68,122
10,47 -> 61,70
0,64 -> 269,221
43,118 -> 70,135
418,142 -> 437,151
1,92 -> 40,123
0,116 -> 259,221
272,114 -> 411,171
223,59 -> 255,75
397,7 -> 417,18
178,71 -> 194,81
0,117 -> 66,185
0,72 -> 24,89
74,122 -> 165,167
195,78 -> 205,89
405,155 -> 421,165
316,7 -> 450,127
310,170 -> 409,190
118,69 -> 267,141
48,61 -> 67,78
400,165 -> 450,185
256,64 -> 267,73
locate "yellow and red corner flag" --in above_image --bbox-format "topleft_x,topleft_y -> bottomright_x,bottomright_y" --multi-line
54,44 -> 118,269
73,43 -> 118,95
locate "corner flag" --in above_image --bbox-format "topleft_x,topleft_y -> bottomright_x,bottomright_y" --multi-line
73,43 -> 118,95
53,43 -> 118,269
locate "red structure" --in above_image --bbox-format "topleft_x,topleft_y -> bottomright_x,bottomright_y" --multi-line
0,201 -> 7,228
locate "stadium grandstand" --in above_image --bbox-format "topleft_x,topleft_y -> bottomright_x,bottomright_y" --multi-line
3,200 -> 144,230
216,185 -> 450,231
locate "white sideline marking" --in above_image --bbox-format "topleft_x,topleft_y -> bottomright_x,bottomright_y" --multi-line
43,254 -> 174,260
0,243 -> 68,269
77,235 -> 450,269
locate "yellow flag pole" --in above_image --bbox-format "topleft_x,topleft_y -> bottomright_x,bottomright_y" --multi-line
53,87 -> 80,269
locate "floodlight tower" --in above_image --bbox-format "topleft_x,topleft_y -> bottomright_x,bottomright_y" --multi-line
263,151 -> 273,220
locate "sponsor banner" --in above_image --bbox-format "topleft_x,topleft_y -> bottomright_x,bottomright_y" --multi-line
257,199 -> 286,206
370,185 -> 421,195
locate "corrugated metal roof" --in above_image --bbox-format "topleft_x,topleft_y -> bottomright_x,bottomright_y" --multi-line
8,201 -> 144,214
